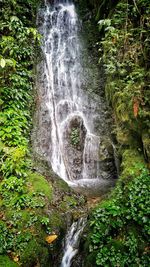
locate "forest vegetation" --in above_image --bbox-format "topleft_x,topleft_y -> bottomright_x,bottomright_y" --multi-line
83,0 -> 150,266
0,0 -> 150,266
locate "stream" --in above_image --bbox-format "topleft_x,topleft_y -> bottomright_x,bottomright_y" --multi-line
36,1 -> 117,265
60,218 -> 86,267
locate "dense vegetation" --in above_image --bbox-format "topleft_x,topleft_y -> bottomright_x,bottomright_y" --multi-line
0,0 -> 150,266
85,0 -> 150,266
0,1 -> 74,266
0,0 -> 53,265
0,1 -> 87,266
87,151 -> 150,266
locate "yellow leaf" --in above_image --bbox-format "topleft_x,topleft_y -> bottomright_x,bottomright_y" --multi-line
13,255 -> 19,262
45,234 -> 57,244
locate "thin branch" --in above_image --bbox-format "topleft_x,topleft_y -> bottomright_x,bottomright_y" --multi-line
133,0 -> 140,14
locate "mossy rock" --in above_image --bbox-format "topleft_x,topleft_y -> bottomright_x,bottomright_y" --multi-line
27,172 -> 53,201
120,149 -> 145,183
60,195 -> 77,210
0,256 -> 18,267
116,128 -> 130,145
99,138 -> 114,161
54,178 -> 70,192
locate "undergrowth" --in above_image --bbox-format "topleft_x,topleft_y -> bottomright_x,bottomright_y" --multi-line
88,156 -> 150,266
87,0 -> 150,266
0,1 -> 53,265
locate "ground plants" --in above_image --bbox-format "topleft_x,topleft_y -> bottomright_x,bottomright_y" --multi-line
88,165 -> 150,266
70,127 -> 80,146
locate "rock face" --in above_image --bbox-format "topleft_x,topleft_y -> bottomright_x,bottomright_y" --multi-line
99,138 -> 117,180
34,0 -> 117,196
62,116 -> 87,180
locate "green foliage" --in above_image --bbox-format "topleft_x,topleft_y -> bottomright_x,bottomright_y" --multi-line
20,239 -> 49,267
89,166 -> 150,266
27,172 -> 53,201
60,195 -> 78,210
0,255 -> 18,267
1,176 -> 25,192
0,146 -> 29,177
0,219 -> 32,254
0,0 -> 40,152
0,207 -> 51,264
97,0 -> 150,152
92,11 -> 150,266
70,127 -> 80,146
0,1 -> 53,265
0,0 -> 38,182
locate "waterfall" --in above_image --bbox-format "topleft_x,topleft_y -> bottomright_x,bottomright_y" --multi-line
36,0 -> 117,196
60,218 -> 86,267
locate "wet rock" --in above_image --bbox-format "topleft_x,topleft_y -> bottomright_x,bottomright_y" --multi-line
98,138 -> 117,179
33,0 -> 117,197
62,115 -> 87,180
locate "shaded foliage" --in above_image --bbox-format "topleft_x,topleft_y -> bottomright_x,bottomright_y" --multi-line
87,1 -> 150,266
0,1 -> 52,266
88,163 -> 150,266
97,0 -> 150,160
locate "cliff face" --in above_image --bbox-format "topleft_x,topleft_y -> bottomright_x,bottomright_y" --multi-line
76,0 -> 150,161
77,1 -> 150,266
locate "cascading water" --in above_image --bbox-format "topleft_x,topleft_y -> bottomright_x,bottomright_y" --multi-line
60,218 -> 86,267
35,0 -> 117,196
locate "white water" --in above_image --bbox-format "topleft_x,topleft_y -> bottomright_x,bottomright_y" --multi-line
60,218 -> 86,267
36,0 -> 116,195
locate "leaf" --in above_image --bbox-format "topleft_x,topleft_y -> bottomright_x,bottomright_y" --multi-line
10,16 -> 19,22
45,235 -> 57,244
0,58 -> 6,68
13,255 -> 19,262
6,59 -> 16,67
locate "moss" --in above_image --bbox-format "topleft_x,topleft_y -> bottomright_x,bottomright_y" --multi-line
120,149 -> 145,183
60,196 -> 77,210
19,210 -> 32,224
27,172 -> 53,201
109,239 -> 125,251
0,256 -> 18,267
49,211 -> 63,229
54,178 -> 70,192
116,127 -> 130,145
20,238 -> 49,267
